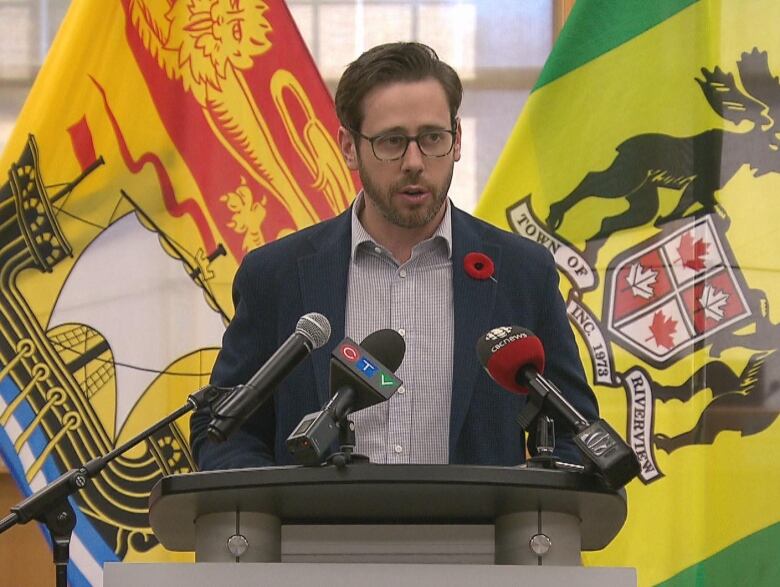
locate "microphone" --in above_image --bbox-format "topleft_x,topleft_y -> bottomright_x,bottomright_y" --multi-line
476,325 -> 640,489
208,313 -> 331,443
286,329 -> 405,465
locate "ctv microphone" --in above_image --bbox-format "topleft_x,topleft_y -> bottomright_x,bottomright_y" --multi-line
476,325 -> 640,489
208,313 -> 331,443
286,329 -> 405,465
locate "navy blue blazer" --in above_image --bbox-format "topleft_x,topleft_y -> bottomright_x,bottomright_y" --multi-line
190,206 -> 598,470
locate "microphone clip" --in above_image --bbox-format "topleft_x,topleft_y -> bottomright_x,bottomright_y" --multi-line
326,417 -> 370,469
526,415 -> 558,469
517,389 -> 545,432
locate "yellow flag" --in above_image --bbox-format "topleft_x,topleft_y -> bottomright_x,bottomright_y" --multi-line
477,0 -> 780,585
0,1 -> 355,584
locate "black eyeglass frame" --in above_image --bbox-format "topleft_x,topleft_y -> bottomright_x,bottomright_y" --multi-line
348,125 -> 458,161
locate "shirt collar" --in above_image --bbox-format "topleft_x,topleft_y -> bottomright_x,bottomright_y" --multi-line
350,191 -> 453,262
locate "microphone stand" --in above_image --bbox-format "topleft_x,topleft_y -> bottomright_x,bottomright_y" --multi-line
517,381 -> 638,487
525,415 -> 586,473
0,384 -> 226,587
320,387 -> 369,468
326,416 -> 370,468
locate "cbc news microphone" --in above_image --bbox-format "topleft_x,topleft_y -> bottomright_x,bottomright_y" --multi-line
476,325 -> 640,489
286,329 -> 405,465
208,313 -> 331,443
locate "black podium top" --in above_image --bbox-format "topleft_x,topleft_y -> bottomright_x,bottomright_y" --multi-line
149,464 -> 627,551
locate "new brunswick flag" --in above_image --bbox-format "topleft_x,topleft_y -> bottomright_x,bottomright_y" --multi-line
0,1 -> 355,584
476,0 -> 780,585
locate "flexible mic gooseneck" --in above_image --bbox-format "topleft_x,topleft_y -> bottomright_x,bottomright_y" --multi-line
476,325 -> 640,489
208,312 -> 331,443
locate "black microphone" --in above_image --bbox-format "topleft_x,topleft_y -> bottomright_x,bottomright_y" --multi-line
286,329 -> 405,465
208,313 -> 331,443
476,325 -> 640,489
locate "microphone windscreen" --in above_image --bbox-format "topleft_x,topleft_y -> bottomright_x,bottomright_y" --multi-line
296,313 -> 331,349
360,329 -> 406,372
476,326 -> 545,394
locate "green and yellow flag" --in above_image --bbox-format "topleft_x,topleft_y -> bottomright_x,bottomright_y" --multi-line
477,0 -> 780,585
0,1 -> 355,585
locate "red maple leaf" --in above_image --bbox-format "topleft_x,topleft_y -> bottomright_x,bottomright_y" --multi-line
647,310 -> 677,349
678,232 -> 709,271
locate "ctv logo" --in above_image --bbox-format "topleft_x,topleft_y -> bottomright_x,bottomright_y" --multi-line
339,342 -> 380,378
337,340 -> 399,389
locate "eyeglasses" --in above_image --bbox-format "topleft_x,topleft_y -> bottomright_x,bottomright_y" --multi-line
349,127 -> 456,161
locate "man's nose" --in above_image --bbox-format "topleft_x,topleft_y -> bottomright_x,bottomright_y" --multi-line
400,139 -> 425,172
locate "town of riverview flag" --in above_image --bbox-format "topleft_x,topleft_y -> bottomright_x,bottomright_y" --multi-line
0,0 -> 356,585
476,0 -> 780,585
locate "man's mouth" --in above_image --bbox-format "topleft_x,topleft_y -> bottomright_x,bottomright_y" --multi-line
399,185 -> 429,198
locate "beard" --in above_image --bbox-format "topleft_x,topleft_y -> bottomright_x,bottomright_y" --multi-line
358,159 -> 454,229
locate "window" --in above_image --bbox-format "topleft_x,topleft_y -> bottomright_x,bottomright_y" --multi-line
289,0 -> 558,210
0,0 -> 564,211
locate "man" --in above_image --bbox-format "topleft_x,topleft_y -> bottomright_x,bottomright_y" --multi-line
190,42 -> 598,470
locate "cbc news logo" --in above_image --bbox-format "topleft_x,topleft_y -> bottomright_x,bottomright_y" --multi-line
485,326 -> 514,341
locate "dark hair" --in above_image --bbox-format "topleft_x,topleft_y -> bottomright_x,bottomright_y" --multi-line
335,42 -> 463,132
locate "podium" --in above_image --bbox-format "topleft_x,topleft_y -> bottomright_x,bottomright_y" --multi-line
105,464 -> 636,586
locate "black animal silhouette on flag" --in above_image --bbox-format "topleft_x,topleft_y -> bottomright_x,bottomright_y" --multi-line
653,292 -> 780,452
546,49 -> 780,255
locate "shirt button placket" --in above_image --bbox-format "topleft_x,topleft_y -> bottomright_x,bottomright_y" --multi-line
389,262 -> 412,464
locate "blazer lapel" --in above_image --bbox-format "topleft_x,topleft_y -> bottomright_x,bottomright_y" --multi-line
298,210 -> 352,405
449,209 -> 500,455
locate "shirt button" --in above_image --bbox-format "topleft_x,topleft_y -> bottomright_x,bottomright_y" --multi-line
397,386 -> 406,395
374,246 -> 382,254
398,328 -> 406,336
399,269 -> 407,278
394,445 -> 403,454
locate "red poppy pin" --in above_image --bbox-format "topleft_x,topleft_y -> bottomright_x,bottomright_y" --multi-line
464,252 -> 497,282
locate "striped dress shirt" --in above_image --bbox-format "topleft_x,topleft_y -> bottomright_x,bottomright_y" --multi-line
345,193 -> 454,463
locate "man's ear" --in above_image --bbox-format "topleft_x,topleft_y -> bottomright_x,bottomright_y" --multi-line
453,117 -> 462,162
338,126 -> 359,170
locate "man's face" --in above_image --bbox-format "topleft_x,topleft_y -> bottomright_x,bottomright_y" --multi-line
338,78 -> 461,234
